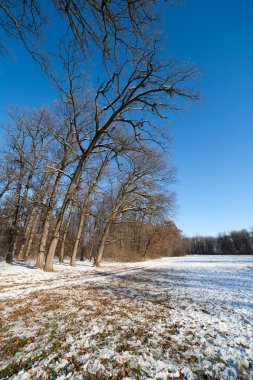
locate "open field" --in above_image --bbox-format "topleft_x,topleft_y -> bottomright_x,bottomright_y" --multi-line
0,256 -> 253,380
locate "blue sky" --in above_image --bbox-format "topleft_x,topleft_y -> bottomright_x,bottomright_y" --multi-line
0,0 -> 252,237
163,0 -> 253,236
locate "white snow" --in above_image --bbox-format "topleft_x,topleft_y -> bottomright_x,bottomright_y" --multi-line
0,255 -> 253,379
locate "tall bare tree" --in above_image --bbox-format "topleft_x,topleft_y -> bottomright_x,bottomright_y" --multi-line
93,147 -> 175,266
3,108 -> 54,262
43,47 -> 197,271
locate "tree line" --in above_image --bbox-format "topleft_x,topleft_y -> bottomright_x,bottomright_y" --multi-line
0,1 -> 195,270
190,229 -> 253,255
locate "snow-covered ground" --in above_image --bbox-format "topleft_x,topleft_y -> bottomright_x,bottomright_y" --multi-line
0,255 -> 253,380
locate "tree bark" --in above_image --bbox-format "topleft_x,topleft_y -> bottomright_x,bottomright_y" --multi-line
17,204 -> 37,261
35,219 -> 50,268
35,170 -> 63,269
23,211 -> 41,260
59,205 -> 74,263
93,220 -> 112,267
44,158 -> 84,271
17,171 -> 51,261
70,211 -> 86,266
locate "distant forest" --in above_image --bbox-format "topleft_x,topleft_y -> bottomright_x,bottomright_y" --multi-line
190,229 -> 253,255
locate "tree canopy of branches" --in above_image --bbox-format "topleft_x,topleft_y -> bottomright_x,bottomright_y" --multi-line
0,1 -> 197,270
0,0 -> 171,62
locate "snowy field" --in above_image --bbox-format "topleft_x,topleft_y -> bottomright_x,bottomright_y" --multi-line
0,255 -> 253,380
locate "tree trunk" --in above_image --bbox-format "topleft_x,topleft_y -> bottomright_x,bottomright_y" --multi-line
18,172 -> 52,261
35,218 -> 50,268
6,174 -> 23,263
70,212 -> 86,267
59,205 -> 73,263
5,252 -> 13,264
143,227 -> 158,259
80,246 -> 85,261
17,204 -> 37,261
23,211 -> 41,261
34,169 -> 63,269
43,129 -> 109,271
44,160 -> 83,272
93,221 -> 112,267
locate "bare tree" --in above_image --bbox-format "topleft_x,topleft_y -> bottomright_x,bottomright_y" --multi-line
43,46 -> 197,271
69,151 -> 113,266
190,230 -> 253,256
1,2 -> 198,268
17,170 -> 54,261
35,134 -> 77,268
59,202 -> 74,263
2,108 -> 54,262
93,147 -> 175,266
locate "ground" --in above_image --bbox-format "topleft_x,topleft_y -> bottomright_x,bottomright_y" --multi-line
0,255 -> 253,380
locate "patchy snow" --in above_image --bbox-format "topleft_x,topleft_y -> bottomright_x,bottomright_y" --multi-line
0,255 -> 253,379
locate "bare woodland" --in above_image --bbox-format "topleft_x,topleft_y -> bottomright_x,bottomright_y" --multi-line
0,0 -> 196,270
190,229 -> 253,255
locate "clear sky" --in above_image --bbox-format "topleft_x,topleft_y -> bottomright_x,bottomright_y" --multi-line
0,0 -> 252,237
163,0 -> 253,236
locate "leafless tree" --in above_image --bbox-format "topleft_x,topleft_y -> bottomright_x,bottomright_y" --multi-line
2,107 -> 54,262
191,230 -> 253,255
43,46 -> 197,271
35,128 -> 78,268
59,202 -> 74,263
92,147 -> 175,266
69,151 -> 113,266
0,2 -> 199,267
